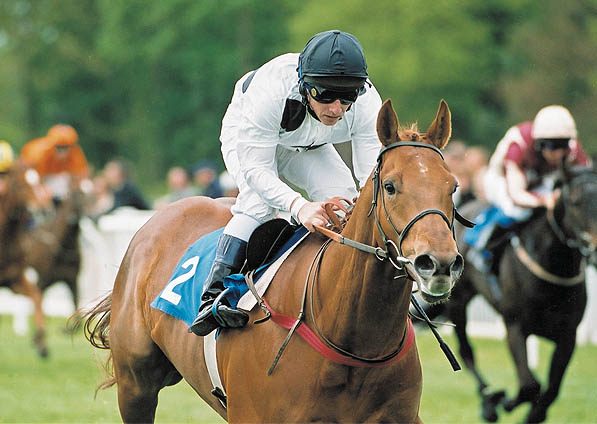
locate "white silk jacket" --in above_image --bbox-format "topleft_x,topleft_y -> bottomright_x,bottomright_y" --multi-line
220,53 -> 383,213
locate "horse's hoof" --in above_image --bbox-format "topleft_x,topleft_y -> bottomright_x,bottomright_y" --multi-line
481,389 -> 505,422
503,397 -> 517,412
481,406 -> 498,423
526,405 -> 547,423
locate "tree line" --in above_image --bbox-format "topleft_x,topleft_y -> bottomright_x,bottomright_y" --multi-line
1,0 -> 595,193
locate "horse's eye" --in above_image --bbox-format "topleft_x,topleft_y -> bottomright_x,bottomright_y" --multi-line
452,183 -> 459,194
384,181 -> 396,195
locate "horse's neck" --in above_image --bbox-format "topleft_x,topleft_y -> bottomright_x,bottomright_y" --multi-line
47,197 -> 80,240
314,184 -> 412,357
523,210 -> 583,274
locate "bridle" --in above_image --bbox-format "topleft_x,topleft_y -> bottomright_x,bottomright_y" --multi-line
368,141 -> 473,279
260,141 -> 470,373
547,172 -> 597,260
316,141 -> 474,282
511,170 -> 597,285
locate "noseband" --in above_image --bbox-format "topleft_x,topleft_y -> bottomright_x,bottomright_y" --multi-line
368,141 -> 473,274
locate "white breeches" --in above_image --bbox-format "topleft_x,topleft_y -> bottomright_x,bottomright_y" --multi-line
221,142 -> 357,240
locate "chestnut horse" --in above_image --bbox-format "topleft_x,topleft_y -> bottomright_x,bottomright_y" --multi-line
0,164 -> 48,357
76,99 -> 465,423
23,183 -> 85,307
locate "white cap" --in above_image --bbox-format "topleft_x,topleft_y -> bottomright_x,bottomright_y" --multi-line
532,105 -> 577,140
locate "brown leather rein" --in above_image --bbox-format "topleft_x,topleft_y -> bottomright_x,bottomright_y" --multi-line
317,141 -> 474,283
252,141 -> 470,373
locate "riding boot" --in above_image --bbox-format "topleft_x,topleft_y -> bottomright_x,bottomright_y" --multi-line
466,222 -> 498,274
188,234 -> 249,336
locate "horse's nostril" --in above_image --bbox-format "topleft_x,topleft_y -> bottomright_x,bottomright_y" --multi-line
451,254 -> 464,277
414,254 -> 436,276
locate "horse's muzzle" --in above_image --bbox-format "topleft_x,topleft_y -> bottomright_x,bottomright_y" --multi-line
413,252 -> 463,302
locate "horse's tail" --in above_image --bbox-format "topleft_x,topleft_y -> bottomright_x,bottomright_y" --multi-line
68,292 -> 116,391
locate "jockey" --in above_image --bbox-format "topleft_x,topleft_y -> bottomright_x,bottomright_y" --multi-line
465,105 -> 591,274
189,30 -> 382,336
21,124 -> 90,204
0,140 -> 15,195
0,140 -> 14,172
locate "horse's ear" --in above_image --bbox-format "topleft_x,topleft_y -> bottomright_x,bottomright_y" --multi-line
377,99 -> 400,147
425,99 -> 452,150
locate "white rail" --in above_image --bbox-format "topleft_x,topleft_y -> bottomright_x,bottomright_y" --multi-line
1,208 -> 596,345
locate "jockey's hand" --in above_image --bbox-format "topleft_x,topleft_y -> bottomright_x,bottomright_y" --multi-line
297,201 -> 330,232
541,189 -> 561,210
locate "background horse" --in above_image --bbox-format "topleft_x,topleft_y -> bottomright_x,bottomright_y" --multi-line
432,165 -> 597,423
75,99 -> 464,423
0,163 -> 48,357
23,182 -> 86,308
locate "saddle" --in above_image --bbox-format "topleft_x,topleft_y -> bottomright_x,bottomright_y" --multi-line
244,197 -> 353,272
245,218 -> 296,271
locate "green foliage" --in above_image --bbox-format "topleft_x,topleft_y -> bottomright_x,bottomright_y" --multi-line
0,0 -> 595,194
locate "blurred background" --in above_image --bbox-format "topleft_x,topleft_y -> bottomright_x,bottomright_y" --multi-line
1,2 -> 597,421
1,0 -> 596,197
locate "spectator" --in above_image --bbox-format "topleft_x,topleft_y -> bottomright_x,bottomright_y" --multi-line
192,160 -> 222,199
464,145 -> 489,203
154,166 -> 199,209
103,158 -> 150,212
85,174 -> 114,219
443,140 -> 468,206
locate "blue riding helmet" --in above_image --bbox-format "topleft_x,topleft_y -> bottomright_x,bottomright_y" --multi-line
298,30 -> 369,101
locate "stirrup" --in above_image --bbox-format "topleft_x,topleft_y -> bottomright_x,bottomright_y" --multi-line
212,288 -> 249,329
188,289 -> 249,336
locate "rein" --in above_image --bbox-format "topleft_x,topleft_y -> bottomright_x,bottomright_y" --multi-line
511,235 -> 585,286
257,141 -> 469,373
546,209 -> 593,258
510,171 -> 597,285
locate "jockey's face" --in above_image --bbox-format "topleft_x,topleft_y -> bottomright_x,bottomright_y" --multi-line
307,95 -> 350,126
541,146 -> 569,167
55,145 -> 71,157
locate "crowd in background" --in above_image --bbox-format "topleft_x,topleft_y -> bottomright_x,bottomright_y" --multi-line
2,124 -> 240,226
84,159 -> 240,221
4,122 -> 490,227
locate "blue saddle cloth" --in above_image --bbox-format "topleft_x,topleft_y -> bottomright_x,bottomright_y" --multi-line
151,226 -> 309,326
462,206 -> 516,249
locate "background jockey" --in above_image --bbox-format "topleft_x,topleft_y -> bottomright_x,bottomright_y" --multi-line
189,30 -> 383,336
21,124 -> 90,207
0,140 -> 16,195
465,105 -> 591,274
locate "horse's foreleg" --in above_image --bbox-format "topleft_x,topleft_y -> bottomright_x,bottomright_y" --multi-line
449,300 -> 504,422
526,336 -> 575,423
503,323 -> 540,413
11,275 -> 48,358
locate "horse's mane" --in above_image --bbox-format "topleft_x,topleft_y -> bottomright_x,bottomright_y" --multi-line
398,123 -> 424,142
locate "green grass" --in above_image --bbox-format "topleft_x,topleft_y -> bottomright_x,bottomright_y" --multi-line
1,316 -> 596,423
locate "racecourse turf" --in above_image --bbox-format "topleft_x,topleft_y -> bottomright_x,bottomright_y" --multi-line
1,316 -> 595,423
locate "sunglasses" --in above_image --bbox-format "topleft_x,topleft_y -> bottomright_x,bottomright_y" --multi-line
538,138 -> 570,151
304,82 -> 359,105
